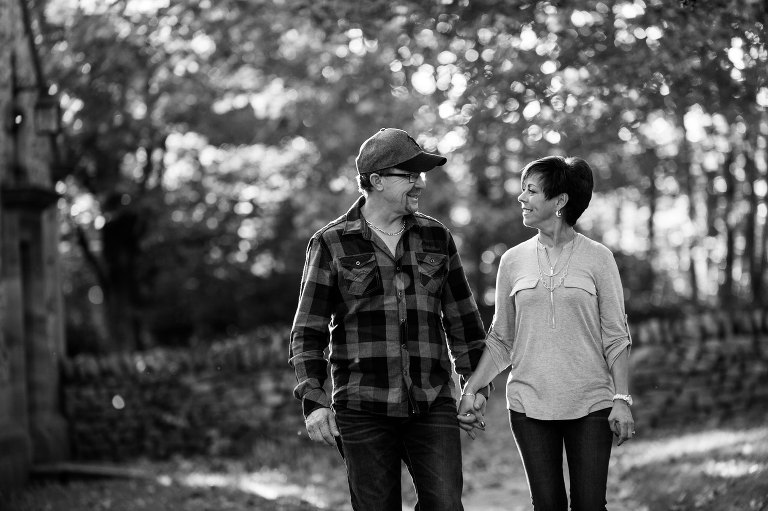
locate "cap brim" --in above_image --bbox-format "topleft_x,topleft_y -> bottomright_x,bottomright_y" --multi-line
395,152 -> 447,173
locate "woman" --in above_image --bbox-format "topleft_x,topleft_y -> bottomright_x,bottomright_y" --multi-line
458,156 -> 634,511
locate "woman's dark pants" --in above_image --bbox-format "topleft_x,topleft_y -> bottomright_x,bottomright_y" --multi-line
509,408 -> 614,511
334,399 -> 464,511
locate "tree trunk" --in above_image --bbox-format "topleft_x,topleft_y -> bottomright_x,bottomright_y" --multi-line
744,151 -> 759,302
641,149 -> 658,292
758,207 -> 768,307
705,171 -> 719,237
718,149 -> 736,305
101,203 -> 148,352
756,141 -> 768,307
677,112 -> 699,304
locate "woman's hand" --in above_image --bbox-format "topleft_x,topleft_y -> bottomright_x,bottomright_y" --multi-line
457,393 -> 487,440
608,401 -> 635,446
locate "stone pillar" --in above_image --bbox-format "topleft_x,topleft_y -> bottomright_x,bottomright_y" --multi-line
0,0 -> 68,491
0,0 -> 34,492
0,210 -> 34,491
21,205 -> 69,464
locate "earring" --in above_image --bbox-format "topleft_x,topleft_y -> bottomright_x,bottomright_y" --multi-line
556,209 -> 562,218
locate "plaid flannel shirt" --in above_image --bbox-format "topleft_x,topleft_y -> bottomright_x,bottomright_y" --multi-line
289,196 -> 487,418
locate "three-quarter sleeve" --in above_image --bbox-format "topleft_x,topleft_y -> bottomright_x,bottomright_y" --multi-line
485,254 -> 516,373
594,248 -> 632,368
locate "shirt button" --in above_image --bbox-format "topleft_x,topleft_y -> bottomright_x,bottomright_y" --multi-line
400,318 -> 406,323
355,261 -> 361,266
396,266 -> 401,271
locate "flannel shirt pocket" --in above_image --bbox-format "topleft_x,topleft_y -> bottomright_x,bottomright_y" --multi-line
339,253 -> 380,296
416,252 -> 448,293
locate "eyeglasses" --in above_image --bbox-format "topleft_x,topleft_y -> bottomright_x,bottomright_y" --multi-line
378,172 -> 425,183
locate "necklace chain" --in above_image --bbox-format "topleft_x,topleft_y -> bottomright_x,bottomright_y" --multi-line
536,236 -> 578,328
536,237 -> 574,283
543,244 -> 561,276
366,219 -> 406,236
536,250 -> 571,291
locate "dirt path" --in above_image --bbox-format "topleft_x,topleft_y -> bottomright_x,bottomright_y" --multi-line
4,385 -> 767,510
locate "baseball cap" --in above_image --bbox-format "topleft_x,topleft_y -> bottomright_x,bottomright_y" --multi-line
355,128 -> 447,175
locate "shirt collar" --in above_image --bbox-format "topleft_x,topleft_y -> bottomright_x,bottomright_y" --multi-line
343,195 -> 419,237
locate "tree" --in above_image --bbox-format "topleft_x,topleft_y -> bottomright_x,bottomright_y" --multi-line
36,0 -> 767,351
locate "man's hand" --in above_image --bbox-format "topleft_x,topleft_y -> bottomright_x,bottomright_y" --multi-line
456,394 -> 487,440
305,407 -> 339,446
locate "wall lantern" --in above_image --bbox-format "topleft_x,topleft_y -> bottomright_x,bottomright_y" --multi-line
4,105 -> 24,133
33,94 -> 61,135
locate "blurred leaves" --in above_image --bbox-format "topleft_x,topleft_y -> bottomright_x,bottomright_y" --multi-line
34,0 -> 767,352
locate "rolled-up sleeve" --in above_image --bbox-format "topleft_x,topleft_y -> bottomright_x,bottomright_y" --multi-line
485,255 -> 515,373
595,249 -> 632,368
289,236 -> 334,418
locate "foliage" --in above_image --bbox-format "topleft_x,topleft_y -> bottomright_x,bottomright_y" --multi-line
31,0 -> 768,352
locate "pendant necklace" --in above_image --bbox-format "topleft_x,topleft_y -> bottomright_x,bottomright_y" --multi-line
536,235 -> 577,328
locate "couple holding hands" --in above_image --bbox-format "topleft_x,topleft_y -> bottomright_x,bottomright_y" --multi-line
289,127 -> 634,511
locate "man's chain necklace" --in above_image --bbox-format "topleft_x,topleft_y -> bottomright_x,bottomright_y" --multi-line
366,219 -> 406,236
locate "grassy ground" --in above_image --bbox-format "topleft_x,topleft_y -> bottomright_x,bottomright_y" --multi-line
3,377 -> 768,511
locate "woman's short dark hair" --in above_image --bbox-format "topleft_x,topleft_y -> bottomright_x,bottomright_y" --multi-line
520,155 -> 594,227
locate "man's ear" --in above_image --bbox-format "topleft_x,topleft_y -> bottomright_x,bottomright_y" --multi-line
370,173 -> 384,191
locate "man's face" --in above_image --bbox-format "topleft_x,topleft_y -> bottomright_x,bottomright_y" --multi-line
377,170 -> 427,214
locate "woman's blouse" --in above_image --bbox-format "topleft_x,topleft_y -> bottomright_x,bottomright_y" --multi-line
485,233 -> 632,420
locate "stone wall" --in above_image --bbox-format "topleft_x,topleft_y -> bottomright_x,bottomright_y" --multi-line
61,329 -> 301,461
61,311 -> 768,461
630,308 -> 768,430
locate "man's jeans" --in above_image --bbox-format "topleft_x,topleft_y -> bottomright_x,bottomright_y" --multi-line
334,398 -> 464,511
509,408 -> 613,511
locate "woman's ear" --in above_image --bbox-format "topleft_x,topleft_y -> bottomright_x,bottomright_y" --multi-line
557,193 -> 570,208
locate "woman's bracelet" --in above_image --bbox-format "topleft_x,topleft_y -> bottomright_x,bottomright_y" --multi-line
461,391 -> 475,398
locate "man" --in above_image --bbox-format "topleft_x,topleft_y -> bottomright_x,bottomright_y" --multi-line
289,127 -> 489,511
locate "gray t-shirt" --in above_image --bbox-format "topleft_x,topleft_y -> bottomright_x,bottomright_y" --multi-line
486,233 -> 632,420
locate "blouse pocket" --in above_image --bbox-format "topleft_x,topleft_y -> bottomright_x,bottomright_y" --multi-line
416,252 -> 448,293
509,277 -> 539,298
563,275 -> 597,296
339,253 -> 380,296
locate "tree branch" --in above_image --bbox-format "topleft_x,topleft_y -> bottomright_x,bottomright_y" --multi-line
74,223 -> 109,292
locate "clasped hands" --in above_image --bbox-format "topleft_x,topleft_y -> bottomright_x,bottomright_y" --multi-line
304,395 -> 489,444
457,393 -> 487,440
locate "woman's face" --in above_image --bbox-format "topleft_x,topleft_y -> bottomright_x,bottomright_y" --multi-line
518,172 -> 559,229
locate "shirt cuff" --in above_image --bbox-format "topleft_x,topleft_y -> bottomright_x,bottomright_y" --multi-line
604,337 -> 631,369
485,328 -> 513,373
301,388 -> 331,418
